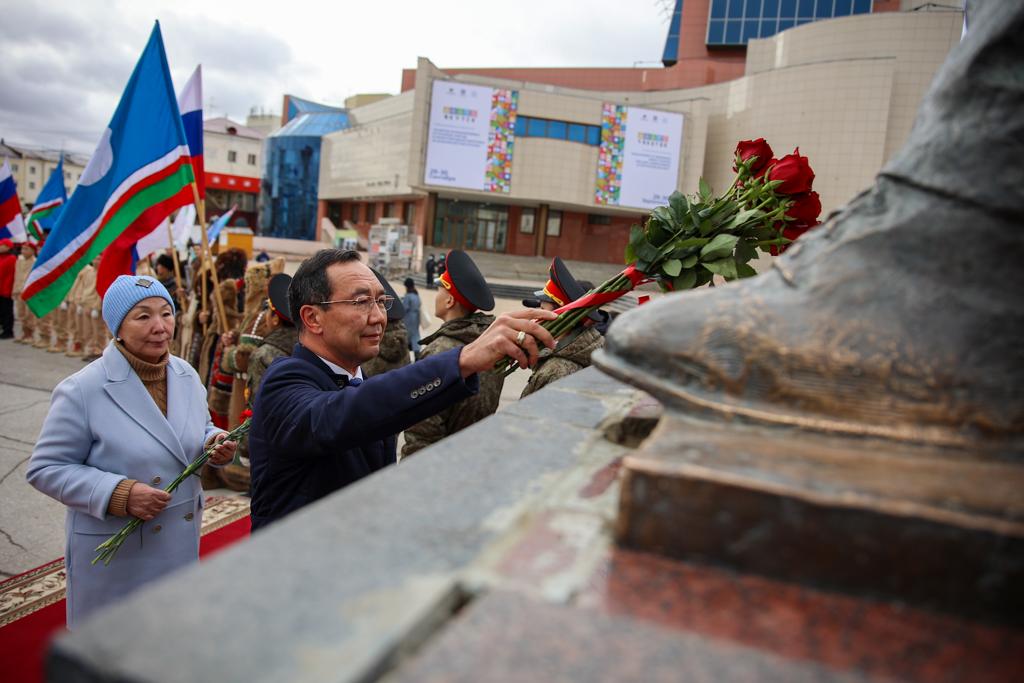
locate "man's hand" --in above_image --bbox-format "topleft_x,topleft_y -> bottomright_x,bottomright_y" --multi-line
207,433 -> 237,466
126,483 -> 172,521
459,309 -> 558,377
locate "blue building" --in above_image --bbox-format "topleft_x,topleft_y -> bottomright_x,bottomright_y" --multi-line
259,96 -> 349,240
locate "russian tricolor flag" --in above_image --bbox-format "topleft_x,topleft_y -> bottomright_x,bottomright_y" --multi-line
0,160 -> 27,242
180,65 -> 204,197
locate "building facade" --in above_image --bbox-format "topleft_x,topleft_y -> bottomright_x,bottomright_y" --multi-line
319,7 -> 962,265
0,140 -> 88,209
259,95 -> 349,240
202,117 -> 265,227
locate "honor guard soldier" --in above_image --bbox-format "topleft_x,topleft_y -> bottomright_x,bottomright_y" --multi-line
520,257 -> 605,398
402,250 -> 503,457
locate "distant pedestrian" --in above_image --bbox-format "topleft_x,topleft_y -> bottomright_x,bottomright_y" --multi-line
402,277 -> 422,354
255,250 -> 270,263
425,254 -> 436,289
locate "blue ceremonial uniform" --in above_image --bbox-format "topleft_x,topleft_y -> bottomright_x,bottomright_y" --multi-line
248,343 -> 479,529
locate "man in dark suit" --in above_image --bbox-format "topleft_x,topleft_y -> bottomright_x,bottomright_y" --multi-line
248,249 -> 555,530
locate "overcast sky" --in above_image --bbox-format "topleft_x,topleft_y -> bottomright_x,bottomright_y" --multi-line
0,0 -> 672,155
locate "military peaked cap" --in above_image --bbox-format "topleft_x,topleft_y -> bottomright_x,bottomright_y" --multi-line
438,249 -> 494,312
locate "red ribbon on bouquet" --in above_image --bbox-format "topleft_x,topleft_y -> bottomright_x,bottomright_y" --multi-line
552,265 -> 654,315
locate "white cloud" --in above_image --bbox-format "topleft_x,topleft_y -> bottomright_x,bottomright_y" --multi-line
0,0 -> 668,153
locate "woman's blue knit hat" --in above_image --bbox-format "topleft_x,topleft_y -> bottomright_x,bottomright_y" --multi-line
102,275 -> 175,336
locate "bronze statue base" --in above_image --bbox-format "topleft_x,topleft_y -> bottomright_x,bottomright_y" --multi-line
611,409 -> 1024,625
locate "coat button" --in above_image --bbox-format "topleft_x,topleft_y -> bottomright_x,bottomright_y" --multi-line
426,384 -> 434,392
184,512 -> 194,521
151,476 -> 162,485
152,525 -> 162,533
410,391 -> 418,399
433,378 -> 441,387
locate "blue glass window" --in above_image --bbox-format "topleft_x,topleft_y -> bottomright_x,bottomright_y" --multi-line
710,0 -> 728,19
760,19 -> 778,36
515,116 -> 528,136
548,121 -> 567,140
746,0 -> 763,17
778,17 -> 795,30
780,0 -> 797,17
798,0 -> 815,18
815,0 -> 833,17
707,19 -> 725,43
834,0 -> 851,13
743,20 -> 760,41
527,118 -> 546,137
763,0 -> 780,17
728,0 -> 745,19
586,126 -> 601,146
853,0 -> 871,12
568,123 -> 585,143
725,20 -> 742,43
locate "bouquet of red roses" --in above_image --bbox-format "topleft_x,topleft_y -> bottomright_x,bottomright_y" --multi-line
500,139 -> 821,374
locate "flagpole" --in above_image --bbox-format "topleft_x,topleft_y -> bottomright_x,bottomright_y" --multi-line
166,217 -> 187,354
191,184 -> 230,334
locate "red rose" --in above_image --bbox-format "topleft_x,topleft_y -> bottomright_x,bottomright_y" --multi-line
767,148 -> 815,194
239,409 -> 253,420
785,191 -> 822,224
770,220 -> 820,255
734,138 -> 774,175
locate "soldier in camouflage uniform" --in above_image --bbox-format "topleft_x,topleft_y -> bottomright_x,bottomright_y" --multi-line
520,257 -> 606,398
402,250 -> 502,458
362,270 -> 411,377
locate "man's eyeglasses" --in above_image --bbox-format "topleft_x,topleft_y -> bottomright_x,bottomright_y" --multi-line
318,296 -> 395,313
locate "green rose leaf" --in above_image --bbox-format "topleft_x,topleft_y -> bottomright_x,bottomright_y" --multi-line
662,259 -> 682,277
699,177 -> 712,202
734,239 -> 757,264
700,233 -> 739,261
736,262 -> 758,278
681,254 -> 698,269
702,257 -> 739,280
673,269 -> 697,291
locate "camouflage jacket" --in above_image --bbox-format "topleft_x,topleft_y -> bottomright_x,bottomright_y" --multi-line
520,326 -> 604,398
401,312 -> 502,457
363,320 -> 411,377
247,326 -> 298,408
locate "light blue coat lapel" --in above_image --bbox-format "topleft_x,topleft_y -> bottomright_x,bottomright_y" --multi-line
101,344 -> 189,467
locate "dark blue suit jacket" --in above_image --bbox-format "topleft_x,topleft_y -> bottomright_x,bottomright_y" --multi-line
248,343 -> 478,529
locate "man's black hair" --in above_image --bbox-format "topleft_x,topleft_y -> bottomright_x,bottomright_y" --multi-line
289,249 -> 362,333
155,253 -> 175,272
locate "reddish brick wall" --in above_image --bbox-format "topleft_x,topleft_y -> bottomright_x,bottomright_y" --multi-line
542,211 -> 641,264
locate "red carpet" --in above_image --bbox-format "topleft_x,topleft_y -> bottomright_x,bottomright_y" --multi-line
0,497 -> 250,683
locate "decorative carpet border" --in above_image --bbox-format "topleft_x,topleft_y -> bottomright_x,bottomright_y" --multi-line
0,496 -> 250,628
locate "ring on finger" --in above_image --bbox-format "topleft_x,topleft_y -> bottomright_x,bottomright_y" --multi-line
515,330 -> 527,347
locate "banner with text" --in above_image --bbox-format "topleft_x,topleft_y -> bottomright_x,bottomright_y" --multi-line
594,104 -> 684,210
424,80 -> 518,193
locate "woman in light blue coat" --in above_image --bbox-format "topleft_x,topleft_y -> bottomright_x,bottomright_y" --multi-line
27,275 -> 237,629
402,277 -> 421,355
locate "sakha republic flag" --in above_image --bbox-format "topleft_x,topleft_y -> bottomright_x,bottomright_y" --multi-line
24,155 -> 69,242
128,65 -> 205,264
0,160 -> 27,242
22,22 -> 195,315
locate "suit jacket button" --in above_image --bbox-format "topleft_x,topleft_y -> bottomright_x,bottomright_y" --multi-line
410,391 -> 418,399
184,512 -> 194,521
426,384 -> 434,392
152,525 -> 162,533
433,379 -> 441,388
151,476 -> 162,485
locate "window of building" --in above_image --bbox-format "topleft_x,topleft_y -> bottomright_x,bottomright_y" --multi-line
383,202 -> 394,218
227,150 -> 237,162
29,165 -> 36,174
350,203 -> 360,223
247,153 -> 257,165
65,171 -> 71,179
366,203 -> 376,223
546,210 -> 562,237
587,213 -> 611,225
706,0 -> 871,46
516,116 -> 602,147
404,202 -> 416,227
520,208 -> 535,234
29,181 -> 36,189
10,164 -> 17,172
432,199 -> 508,253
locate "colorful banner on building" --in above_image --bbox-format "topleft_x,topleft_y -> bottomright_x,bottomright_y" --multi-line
594,105 -> 684,210
424,80 -> 518,193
